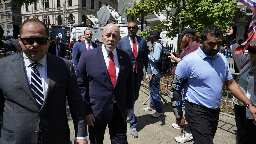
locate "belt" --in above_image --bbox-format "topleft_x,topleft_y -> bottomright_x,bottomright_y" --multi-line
185,100 -> 220,112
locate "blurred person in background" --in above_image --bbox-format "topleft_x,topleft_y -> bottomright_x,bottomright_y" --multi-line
117,20 -> 148,138
72,29 -> 97,74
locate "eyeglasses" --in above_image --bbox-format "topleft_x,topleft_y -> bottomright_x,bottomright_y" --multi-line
20,37 -> 48,45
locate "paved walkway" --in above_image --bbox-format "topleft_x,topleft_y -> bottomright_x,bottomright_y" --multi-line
70,87 -> 236,144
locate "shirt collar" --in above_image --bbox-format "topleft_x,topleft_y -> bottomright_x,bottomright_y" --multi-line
23,52 -> 47,67
101,44 -> 117,57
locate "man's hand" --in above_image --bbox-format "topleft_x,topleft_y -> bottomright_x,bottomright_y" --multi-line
86,113 -> 95,127
248,104 -> 256,121
75,139 -> 88,144
168,53 -> 180,63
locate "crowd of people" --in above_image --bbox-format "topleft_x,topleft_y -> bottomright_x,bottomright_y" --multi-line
1,5 -> 256,144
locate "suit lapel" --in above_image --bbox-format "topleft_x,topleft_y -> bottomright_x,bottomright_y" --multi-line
136,36 -> 142,56
125,36 -> 134,57
127,36 -> 141,58
96,46 -> 114,88
41,54 -> 56,110
12,53 -> 40,111
116,49 -> 125,86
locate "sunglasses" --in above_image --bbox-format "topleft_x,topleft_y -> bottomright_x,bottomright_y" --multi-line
128,26 -> 138,30
20,37 -> 48,45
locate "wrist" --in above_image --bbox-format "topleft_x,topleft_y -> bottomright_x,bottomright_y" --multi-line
246,102 -> 253,109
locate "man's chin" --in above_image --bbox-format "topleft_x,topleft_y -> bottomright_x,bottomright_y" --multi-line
27,54 -> 42,62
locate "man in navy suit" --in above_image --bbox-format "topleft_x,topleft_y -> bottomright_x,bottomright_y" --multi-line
72,29 -> 97,73
77,23 -> 133,144
118,20 -> 148,138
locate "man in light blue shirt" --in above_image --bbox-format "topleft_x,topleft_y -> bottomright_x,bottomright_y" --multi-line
172,25 -> 256,144
147,31 -> 163,117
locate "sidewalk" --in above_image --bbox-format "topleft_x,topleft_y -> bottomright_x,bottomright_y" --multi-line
70,87 -> 236,144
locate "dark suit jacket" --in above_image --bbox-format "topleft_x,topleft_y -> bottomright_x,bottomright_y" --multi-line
72,41 -> 97,73
118,36 -> 148,80
76,46 -> 133,122
118,36 -> 148,100
0,53 -> 87,144
48,41 -> 67,58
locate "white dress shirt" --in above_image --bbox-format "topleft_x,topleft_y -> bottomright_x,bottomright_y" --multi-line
129,37 -> 139,53
101,45 -> 120,79
23,53 -> 48,98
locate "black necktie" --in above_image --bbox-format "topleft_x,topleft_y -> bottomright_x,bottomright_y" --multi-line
30,63 -> 44,106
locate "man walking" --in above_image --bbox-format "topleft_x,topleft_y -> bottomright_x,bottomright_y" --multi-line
0,18 -> 88,144
72,29 -> 97,73
173,25 -> 256,144
118,20 -> 148,138
77,23 -> 133,144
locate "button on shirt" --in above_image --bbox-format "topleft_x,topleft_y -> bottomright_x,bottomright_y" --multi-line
23,53 -> 48,97
175,48 -> 233,109
101,45 -> 120,80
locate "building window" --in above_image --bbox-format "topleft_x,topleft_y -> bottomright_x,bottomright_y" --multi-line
57,15 -> 62,25
91,0 -> 94,9
43,15 -> 48,25
68,0 -> 72,7
68,14 -> 74,24
34,2 -> 37,10
57,0 -> 60,8
82,0 -> 86,7
25,4 -> 29,12
44,0 -> 49,9
98,1 -> 102,9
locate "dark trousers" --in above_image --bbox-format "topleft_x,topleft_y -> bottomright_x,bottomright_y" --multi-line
185,101 -> 220,144
89,104 -> 128,144
127,73 -> 142,129
234,104 -> 256,144
149,74 -> 163,113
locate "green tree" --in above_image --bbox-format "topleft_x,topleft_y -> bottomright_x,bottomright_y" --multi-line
127,0 -> 238,37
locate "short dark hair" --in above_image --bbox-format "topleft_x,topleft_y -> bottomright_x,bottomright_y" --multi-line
181,28 -> 196,37
201,25 -> 223,41
127,19 -> 138,25
20,17 -> 49,36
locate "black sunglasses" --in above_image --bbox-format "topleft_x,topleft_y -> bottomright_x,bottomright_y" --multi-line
20,37 -> 48,45
128,26 -> 138,30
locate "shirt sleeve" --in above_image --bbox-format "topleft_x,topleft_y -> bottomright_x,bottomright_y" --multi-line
175,58 -> 190,79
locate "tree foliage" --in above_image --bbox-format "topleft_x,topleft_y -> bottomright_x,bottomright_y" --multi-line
127,0 -> 238,37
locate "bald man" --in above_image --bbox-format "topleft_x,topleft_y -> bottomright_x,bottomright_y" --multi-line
77,24 -> 133,144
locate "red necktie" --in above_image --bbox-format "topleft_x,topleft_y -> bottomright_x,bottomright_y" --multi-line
132,39 -> 138,73
107,52 -> 116,87
132,39 -> 138,58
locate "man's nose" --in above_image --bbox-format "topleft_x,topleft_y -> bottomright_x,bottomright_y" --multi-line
32,41 -> 39,47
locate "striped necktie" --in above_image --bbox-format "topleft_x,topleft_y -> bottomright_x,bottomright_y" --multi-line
30,63 -> 44,106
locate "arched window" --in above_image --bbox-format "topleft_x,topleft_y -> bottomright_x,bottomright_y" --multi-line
68,14 -> 74,24
82,15 -> 86,25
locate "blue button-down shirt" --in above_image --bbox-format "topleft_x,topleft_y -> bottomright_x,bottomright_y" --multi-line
175,48 -> 233,109
148,41 -> 162,75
